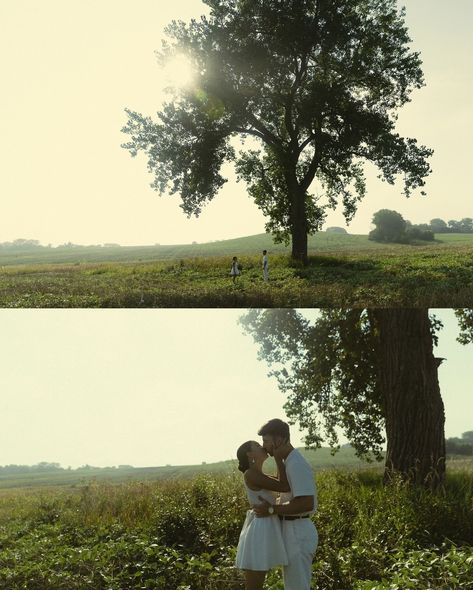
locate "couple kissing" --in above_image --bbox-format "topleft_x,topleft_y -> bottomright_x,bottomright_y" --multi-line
235,419 -> 318,590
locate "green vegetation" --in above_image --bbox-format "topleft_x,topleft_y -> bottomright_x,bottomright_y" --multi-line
369,209 -> 434,244
0,459 -> 472,589
0,447 -> 374,490
368,212 -> 473,245
446,431 -> 473,456
430,218 -> 473,234
0,233 -> 472,307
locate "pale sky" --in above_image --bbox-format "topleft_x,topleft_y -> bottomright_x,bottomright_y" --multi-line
0,0 -> 472,246
0,309 -> 470,468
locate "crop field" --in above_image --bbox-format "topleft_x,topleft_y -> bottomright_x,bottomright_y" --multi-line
0,233 -> 472,307
0,457 -> 472,589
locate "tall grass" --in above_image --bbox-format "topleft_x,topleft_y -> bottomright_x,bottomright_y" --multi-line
0,464 -> 472,589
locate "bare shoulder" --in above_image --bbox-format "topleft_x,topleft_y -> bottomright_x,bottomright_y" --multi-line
244,469 -> 261,491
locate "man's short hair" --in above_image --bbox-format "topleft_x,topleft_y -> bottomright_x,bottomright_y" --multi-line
258,418 -> 290,440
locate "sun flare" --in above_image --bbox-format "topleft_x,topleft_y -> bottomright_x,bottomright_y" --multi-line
161,54 -> 196,89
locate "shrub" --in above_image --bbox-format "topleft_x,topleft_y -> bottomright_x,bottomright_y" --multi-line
369,210 -> 407,243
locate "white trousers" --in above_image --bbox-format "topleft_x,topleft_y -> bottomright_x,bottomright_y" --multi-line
281,519 -> 318,590
263,268 -> 269,281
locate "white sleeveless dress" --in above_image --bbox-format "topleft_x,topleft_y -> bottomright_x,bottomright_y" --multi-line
235,484 -> 288,570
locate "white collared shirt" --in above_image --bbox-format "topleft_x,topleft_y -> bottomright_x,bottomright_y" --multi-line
279,449 -> 317,515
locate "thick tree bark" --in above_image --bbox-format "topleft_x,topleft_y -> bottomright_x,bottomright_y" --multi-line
370,309 -> 446,489
289,187 -> 308,265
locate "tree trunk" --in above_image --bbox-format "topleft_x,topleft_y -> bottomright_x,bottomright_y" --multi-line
289,187 -> 308,265
370,309 -> 446,489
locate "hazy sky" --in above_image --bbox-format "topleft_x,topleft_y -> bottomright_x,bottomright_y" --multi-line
0,309 -> 470,468
1,0 -> 472,246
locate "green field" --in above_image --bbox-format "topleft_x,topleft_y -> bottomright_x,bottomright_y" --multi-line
0,447 -> 379,490
0,456 -> 472,589
1,233 -> 473,307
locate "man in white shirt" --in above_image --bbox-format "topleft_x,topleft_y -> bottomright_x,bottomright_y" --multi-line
262,250 -> 269,281
253,418 -> 318,590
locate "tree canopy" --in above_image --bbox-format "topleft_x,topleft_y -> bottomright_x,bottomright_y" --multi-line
122,0 -> 433,263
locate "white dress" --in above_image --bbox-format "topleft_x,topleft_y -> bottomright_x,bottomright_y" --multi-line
235,483 -> 288,571
230,261 -> 240,276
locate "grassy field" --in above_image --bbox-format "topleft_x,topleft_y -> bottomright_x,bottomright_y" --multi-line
1,233 -> 473,307
1,233 -> 472,266
0,447 -> 378,490
0,458 -> 472,589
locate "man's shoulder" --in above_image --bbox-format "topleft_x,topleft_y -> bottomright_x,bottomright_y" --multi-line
288,448 -> 306,460
288,449 -> 313,470
286,449 -> 317,498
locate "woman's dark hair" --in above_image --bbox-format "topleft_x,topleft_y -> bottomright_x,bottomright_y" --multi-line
236,440 -> 254,473
258,418 -> 290,441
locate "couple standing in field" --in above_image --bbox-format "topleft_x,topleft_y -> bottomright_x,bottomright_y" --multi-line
231,250 -> 269,283
235,419 -> 318,590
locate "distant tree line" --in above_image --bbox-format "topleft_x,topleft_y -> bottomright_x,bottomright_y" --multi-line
445,431 -> 473,456
0,462 -> 135,474
369,210 -> 473,244
430,218 -> 473,233
0,239 -> 44,249
0,462 -> 63,473
0,240 -> 123,250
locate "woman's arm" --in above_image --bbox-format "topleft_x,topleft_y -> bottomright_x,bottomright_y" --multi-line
245,468 -> 291,493
245,455 -> 290,493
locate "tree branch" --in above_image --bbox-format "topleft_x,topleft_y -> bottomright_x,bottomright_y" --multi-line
300,122 -> 322,192
298,133 -> 316,155
284,55 -> 308,146
300,151 -> 322,192
234,126 -> 270,143
247,113 -> 283,151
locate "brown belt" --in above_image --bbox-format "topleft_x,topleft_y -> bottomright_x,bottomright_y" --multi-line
278,514 -> 310,521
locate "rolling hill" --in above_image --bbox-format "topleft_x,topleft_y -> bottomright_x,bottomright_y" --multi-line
1,232 -> 472,267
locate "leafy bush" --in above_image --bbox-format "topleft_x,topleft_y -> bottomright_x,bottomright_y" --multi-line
405,226 -> 434,242
356,545 -> 473,590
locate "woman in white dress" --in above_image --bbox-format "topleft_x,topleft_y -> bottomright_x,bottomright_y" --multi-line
235,440 -> 290,590
230,256 -> 240,282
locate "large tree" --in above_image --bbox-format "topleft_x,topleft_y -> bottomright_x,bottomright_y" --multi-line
241,309 -> 472,489
122,0 -> 432,264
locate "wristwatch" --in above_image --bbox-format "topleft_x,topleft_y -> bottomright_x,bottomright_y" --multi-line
268,505 -> 275,515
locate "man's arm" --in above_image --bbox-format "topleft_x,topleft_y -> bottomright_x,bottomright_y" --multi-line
253,495 -> 314,517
